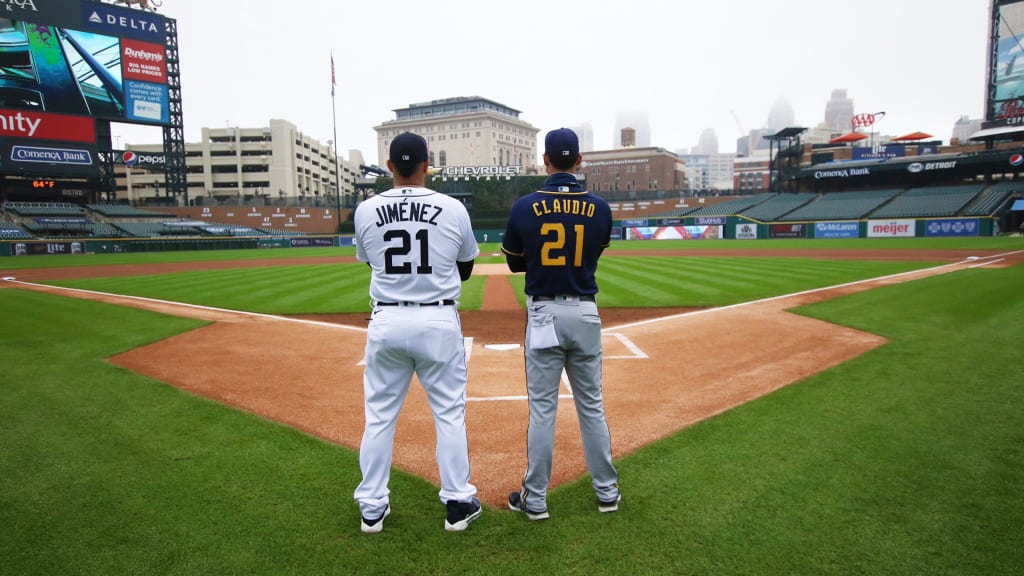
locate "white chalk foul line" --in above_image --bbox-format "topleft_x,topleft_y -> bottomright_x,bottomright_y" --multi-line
1,278 -> 369,333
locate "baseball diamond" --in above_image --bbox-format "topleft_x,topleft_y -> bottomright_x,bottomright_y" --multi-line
3,248 -> 1020,508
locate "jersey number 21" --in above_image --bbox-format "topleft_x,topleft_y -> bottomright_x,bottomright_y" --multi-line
384,229 -> 432,274
540,223 -> 585,267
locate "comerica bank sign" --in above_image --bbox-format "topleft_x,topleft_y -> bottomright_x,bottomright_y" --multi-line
814,167 -> 871,179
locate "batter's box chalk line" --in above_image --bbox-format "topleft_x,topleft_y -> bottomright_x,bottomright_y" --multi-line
603,333 -> 649,359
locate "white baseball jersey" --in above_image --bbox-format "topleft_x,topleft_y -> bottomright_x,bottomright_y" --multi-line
355,187 -> 479,303
352,185 -> 480,523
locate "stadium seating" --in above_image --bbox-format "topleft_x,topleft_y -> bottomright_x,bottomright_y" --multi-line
2,202 -> 85,217
0,221 -> 33,239
869,184 -> 983,219
740,193 -> 817,221
961,181 -> 1020,216
684,192 -> 775,218
86,204 -> 169,218
112,222 -> 197,237
777,189 -> 901,221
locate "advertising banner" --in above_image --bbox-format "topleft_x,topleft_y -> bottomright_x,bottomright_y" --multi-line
735,222 -> 758,239
0,109 -> 95,142
79,2 -> 167,43
852,145 -> 906,160
621,218 -> 647,227
924,218 -> 981,237
867,219 -> 916,238
11,241 -> 83,256
814,221 -> 859,239
694,216 -> 727,226
656,218 -> 684,226
769,223 -> 806,239
1,139 -> 99,176
116,149 -> 166,168
625,226 -> 721,240
290,237 -> 335,247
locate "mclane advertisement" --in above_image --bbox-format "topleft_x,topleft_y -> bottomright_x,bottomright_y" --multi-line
814,221 -> 859,238
868,219 -> 916,238
925,218 -> 981,237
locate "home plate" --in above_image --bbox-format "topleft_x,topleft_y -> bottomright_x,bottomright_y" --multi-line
484,343 -> 521,351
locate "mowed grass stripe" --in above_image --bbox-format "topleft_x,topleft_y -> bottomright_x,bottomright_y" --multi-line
48,256 -> 940,312
595,256 -> 934,307
49,264 -> 373,314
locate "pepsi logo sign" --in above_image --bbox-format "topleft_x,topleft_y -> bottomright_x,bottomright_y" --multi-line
1010,153 -> 1024,167
122,150 -> 138,166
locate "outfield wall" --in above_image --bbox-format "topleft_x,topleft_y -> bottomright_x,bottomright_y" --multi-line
0,235 -> 356,257
617,215 -> 1000,240
0,215 -> 1003,257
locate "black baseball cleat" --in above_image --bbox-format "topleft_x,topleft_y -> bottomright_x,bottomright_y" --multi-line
598,494 -> 621,513
508,492 -> 550,521
360,505 -> 390,534
444,498 -> 482,532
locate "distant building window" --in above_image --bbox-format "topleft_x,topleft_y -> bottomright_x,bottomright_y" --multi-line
439,151 -> 447,167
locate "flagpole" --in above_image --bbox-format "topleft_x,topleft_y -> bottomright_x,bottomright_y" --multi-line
331,51 -> 342,232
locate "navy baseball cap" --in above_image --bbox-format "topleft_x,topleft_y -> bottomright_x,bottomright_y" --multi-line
544,128 -> 579,159
390,132 -> 428,165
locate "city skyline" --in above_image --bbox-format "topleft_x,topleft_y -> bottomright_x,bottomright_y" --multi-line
109,0 -> 991,165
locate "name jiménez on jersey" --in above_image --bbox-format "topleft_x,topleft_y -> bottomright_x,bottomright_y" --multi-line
374,199 -> 443,227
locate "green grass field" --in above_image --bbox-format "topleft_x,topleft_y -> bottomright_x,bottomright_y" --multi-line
1,237 -> 1022,575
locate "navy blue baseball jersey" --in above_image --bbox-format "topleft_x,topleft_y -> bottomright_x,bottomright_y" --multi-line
502,173 -> 612,296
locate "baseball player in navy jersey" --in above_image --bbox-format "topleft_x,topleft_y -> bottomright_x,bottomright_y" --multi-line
502,128 -> 620,520
352,132 -> 482,533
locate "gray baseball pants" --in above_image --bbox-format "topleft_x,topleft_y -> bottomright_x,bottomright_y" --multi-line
518,297 -> 619,512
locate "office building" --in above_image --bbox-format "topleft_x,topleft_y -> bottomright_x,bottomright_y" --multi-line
115,119 -> 362,205
824,89 -> 855,131
578,146 -> 686,197
373,96 -> 539,169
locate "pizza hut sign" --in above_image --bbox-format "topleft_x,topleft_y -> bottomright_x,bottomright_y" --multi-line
996,99 -> 1024,125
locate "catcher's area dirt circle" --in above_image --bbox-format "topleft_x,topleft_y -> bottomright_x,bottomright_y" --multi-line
5,248 -> 1020,508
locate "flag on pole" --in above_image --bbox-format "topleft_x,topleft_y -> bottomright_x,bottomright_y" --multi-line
330,52 -> 336,96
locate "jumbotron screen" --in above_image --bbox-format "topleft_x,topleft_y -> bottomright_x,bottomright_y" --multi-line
0,0 -> 169,177
990,0 -> 1024,127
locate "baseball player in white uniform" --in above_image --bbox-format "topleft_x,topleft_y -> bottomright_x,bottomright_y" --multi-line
352,132 -> 482,533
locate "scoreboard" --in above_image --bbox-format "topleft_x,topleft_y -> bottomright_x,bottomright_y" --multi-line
2,177 -> 90,199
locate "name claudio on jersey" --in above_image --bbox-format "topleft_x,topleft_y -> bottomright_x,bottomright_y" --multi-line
531,197 -> 597,218
374,200 -> 443,227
